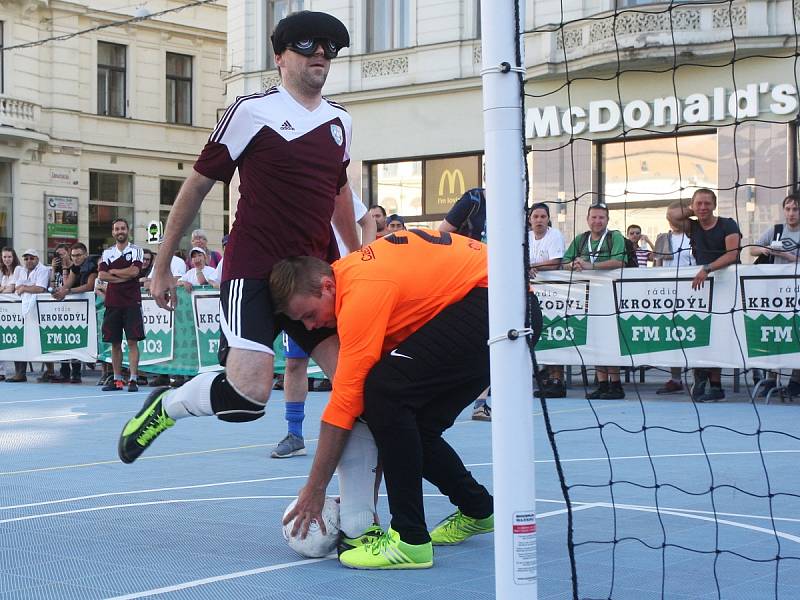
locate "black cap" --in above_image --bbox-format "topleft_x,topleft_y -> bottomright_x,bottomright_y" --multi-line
271,11 -> 350,55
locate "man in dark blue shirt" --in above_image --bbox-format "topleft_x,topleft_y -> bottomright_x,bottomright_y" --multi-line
438,187 -> 490,420
439,188 -> 486,242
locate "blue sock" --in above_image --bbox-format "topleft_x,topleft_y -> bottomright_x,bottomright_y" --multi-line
285,402 -> 305,438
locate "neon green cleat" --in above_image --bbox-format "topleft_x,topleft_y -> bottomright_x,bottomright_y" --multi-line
118,387 -> 175,464
339,528 -> 433,570
429,509 -> 494,546
337,524 -> 384,556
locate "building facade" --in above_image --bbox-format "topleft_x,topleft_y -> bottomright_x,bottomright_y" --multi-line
1,0 -> 227,259
225,0 -> 799,249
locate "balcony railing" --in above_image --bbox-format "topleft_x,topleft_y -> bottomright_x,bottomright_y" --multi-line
0,95 -> 40,131
530,0 -> 793,68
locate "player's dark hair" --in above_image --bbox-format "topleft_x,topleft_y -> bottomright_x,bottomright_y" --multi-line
783,193 -> 800,208
112,217 -> 130,229
627,224 -> 642,234
0,247 -> 19,276
372,205 -> 387,216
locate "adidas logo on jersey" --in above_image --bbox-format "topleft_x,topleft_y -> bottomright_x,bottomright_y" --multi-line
280,120 -> 295,131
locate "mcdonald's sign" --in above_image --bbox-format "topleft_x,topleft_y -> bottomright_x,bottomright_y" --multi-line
423,155 -> 481,214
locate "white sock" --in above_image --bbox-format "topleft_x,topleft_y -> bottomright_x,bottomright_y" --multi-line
162,371 -> 217,419
336,421 -> 380,538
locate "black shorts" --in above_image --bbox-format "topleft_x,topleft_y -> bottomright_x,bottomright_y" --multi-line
102,305 -> 145,344
218,278 -> 335,364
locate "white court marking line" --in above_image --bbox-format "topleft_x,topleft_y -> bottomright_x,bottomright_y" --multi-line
0,411 -> 132,424
0,439 -> 320,477
1,445 -> 796,479
462,449 -> 800,468
0,493 -> 445,524
0,393 -> 145,405
0,475 -> 310,510
105,557 -> 331,600
535,498 -> 800,525
584,502 -> 800,545
0,496 -> 294,524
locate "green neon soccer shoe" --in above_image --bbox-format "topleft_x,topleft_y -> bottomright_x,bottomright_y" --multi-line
429,509 -> 494,546
118,387 -> 174,464
339,528 -> 433,570
337,524 -> 384,556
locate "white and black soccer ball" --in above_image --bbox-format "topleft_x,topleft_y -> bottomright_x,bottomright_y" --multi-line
282,497 -> 340,558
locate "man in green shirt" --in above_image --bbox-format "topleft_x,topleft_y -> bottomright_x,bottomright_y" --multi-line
563,204 -> 627,399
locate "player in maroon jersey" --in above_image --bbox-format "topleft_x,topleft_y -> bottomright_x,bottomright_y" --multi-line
119,11 -> 359,464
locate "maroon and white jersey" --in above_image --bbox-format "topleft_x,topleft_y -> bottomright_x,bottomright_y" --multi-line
195,85 -> 352,281
98,243 -> 144,307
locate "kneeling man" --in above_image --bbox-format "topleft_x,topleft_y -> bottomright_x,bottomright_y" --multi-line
272,228 -> 541,569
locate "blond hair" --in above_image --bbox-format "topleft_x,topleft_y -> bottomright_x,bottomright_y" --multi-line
270,256 -> 333,313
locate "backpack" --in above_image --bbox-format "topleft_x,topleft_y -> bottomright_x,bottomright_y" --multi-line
754,224 -> 784,265
578,230 -> 639,268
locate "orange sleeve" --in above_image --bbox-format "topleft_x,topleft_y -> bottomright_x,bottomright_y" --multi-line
321,279 -> 399,430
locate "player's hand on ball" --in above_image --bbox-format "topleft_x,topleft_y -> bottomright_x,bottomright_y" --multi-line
284,485 -> 326,539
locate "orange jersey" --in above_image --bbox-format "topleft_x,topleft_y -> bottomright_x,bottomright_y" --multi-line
321,229 -> 488,430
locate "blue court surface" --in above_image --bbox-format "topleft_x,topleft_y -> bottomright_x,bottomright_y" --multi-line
1,373 -> 799,599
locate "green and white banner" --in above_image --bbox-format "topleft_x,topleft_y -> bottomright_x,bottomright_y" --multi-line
192,291 -> 223,373
136,298 -> 174,365
0,299 -> 24,351
0,293 -> 96,362
534,265 -> 800,369
37,297 -> 91,353
739,272 -> 800,362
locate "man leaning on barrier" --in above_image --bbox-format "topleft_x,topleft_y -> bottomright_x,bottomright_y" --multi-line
667,188 -> 741,403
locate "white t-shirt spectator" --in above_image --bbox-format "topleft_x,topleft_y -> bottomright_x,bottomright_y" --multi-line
664,233 -> 695,268
180,266 -> 218,287
333,190 -> 368,257
171,255 -> 187,277
1,269 -> 17,290
13,263 -> 51,289
528,227 -> 566,265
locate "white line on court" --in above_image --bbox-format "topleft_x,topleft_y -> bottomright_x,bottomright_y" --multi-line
583,502 -> 800,544
2,445 -> 796,479
0,392 -> 145,405
0,475 -> 310,510
535,498 -> 800,524
538,503 -> 601,519
0,439 -> 319,476
0,411 -> 132,424
104,557 -> 331,600
0,493 -> 447,524
0,496 -> 295,524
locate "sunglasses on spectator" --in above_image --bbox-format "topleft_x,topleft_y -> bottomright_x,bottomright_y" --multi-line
23,257 -> 36,260
288,38 -> 340,59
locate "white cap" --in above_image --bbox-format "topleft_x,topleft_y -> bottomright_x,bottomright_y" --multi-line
22,249 -> 39,258
189,247 -> 206,256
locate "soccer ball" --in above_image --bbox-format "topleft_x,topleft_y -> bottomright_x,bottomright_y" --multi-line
282,497 -> 340,558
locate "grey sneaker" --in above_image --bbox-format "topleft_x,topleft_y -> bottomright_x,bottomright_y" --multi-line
696,387 -> 725,403
691,379 -> 707,401
472,404 -> 491,421
271,433 -> 306,458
